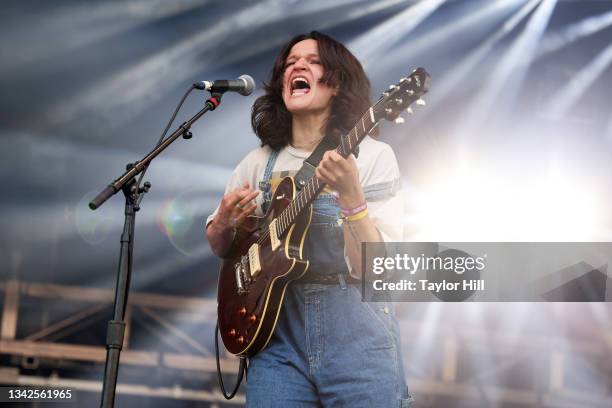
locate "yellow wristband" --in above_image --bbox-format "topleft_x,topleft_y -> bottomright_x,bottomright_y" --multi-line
345,208 -> 368,222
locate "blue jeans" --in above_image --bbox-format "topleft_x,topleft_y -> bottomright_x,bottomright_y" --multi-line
247,282 -> 413,407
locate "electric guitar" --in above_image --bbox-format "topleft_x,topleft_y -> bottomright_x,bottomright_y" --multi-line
217,68 -> 431,356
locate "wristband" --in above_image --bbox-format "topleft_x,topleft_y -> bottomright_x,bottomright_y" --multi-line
344,208 -> 368,222
341,202 -> 367,217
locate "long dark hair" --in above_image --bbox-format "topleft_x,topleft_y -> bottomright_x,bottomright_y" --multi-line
251,31 -> 373,150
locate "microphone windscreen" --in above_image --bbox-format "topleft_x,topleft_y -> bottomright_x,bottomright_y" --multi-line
238,74 -> 256,96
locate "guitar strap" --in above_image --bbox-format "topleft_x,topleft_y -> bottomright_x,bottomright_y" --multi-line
293,134 -> 359,191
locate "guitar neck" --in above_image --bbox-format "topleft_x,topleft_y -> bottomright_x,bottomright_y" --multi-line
275,107 -> 378,236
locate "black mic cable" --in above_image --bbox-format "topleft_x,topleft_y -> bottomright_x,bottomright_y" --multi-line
135,75 -> 255,201
134,85 -> 195,206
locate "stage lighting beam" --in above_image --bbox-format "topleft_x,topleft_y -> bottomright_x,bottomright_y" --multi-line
423,0 -> 541,113
545,42 -> 612,117
43,0 -> 366,129
465,0 -> 557,126
379,0 -> 526,70
536,9 -> 612,59
350,0 -> 447,68
0,0 -> 211,75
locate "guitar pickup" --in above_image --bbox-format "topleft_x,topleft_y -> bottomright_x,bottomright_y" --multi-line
248,244 -> 261,277
269,218 -> 280,251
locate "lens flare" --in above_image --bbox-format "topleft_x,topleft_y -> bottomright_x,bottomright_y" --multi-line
158,199 -> 195,238
156,190 -> 207,257
75,191 -> 115,245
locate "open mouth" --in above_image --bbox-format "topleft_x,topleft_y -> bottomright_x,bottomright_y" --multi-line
290,76 -> 311,96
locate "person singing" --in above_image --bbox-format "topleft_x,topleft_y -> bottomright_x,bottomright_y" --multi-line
206,31 -> 412,407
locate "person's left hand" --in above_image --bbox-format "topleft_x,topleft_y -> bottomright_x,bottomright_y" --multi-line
315,150 -> 364,208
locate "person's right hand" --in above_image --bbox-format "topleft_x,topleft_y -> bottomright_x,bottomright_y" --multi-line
215,182 -> 260,231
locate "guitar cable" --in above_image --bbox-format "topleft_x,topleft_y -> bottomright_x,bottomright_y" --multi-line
215,321 -> 247,399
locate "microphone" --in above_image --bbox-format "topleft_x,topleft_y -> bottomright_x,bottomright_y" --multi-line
193,74 -> 255,96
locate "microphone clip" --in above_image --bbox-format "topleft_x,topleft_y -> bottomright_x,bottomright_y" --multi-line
206,92 -> 223,111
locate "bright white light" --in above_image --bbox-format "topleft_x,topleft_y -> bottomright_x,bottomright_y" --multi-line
402,151 -> 607,241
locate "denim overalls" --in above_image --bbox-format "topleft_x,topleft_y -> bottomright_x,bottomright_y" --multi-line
247,150 -> 414,407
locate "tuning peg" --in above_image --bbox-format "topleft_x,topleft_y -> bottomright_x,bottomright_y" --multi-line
394,117 -> 405,124
405,89 -> 414,96
395,98 -> 403,105
416,98 -> 426,106
388,85 -> 399,91
406,106 -> 414,114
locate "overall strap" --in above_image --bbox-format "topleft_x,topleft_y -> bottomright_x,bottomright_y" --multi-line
258,148 -> 279,213
262,148 -> 279,181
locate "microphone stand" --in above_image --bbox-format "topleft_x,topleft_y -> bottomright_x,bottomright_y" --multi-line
90,92 -> 224,408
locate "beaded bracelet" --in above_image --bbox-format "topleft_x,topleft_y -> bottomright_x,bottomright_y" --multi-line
341,202 -> 367,217
344,208 -> 369,222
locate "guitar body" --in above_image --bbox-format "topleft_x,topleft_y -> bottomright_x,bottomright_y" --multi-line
217,176 -> 312,356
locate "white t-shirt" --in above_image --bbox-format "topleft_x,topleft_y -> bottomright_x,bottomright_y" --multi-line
206,135 -> 403,268
206,136 -> 403,271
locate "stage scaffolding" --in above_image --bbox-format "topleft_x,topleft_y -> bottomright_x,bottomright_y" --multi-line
1,279 -> 611,407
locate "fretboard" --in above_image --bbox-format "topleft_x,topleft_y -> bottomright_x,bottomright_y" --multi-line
275,107 -> 377,236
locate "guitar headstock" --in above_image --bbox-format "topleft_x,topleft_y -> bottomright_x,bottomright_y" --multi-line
374,67 -> 431,124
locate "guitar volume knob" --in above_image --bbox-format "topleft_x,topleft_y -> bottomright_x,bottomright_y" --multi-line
249,314 -> 257,324
228,329 -> 237,338
239,307 -> 247,317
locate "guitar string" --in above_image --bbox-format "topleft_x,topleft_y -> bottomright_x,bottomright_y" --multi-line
255,98 -> 388,245
254,119 -> 363,247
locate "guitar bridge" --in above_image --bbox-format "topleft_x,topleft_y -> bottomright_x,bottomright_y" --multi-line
269,218 -> 281,251
234,255 -> 251,295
